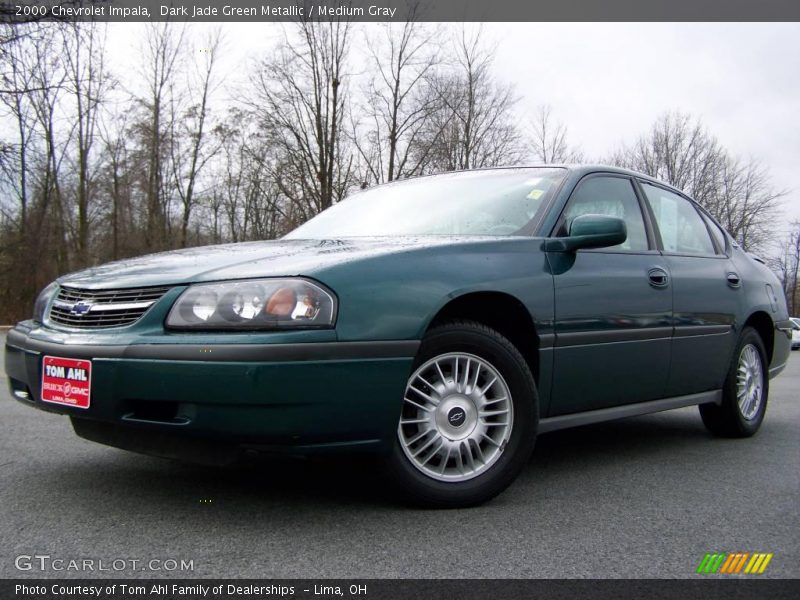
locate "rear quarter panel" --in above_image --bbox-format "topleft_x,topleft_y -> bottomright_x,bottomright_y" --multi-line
731,249 -> 791,371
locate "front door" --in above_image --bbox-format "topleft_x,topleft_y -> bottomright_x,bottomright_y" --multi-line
548,174 -> 672,416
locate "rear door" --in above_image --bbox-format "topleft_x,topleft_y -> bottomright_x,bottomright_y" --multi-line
638,182 -> 742,396
548,174 -> 672,416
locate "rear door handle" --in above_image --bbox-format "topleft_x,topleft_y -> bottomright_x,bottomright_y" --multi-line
727,272 -> 741,288
648,267 -> 669,288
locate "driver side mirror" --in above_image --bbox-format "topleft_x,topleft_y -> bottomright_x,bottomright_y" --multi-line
543,214 -> 627,252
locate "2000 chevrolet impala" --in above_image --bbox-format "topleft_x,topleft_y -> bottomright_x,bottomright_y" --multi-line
5,166 -> 793,507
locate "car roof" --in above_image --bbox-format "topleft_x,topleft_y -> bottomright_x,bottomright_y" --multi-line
404,164 -> 690,199
532,164 -> 689,195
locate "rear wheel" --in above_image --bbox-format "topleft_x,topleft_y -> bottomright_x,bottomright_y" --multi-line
386,321 -> 537,508
699,326 -> 768,438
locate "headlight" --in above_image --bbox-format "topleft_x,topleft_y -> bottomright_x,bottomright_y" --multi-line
165,278 -> 336,330
33,282 -> 59,323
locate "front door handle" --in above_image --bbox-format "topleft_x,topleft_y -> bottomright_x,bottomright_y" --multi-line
727,272 -> 741,288
648,267 -> 669,288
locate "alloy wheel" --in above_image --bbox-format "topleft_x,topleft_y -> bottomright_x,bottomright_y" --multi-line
398,352 -> 514,482
736,343 -> 764,421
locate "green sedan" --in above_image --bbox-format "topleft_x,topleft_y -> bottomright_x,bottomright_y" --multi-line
5,166 -> 793,507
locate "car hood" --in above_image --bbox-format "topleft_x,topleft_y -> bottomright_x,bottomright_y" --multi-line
57,237 -> 495,290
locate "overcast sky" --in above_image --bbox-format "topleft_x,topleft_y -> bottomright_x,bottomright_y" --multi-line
106,22 -> 800,239
490,23 -> 800,230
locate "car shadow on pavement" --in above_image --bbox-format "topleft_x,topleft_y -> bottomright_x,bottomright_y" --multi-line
530,407 -> 712,469
24,408 -> 722,512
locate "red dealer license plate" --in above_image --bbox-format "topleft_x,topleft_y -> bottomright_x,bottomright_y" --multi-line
41,356 -> 92,409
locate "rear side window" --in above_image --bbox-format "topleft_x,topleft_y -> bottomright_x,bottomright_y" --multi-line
560,176 -> 648,251
641,183 -> 715,255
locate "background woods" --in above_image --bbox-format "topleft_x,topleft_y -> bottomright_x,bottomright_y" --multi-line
0,21 -> 797,323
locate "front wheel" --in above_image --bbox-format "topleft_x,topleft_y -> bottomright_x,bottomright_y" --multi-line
386,321 -> 538,508
699,326 -> 769,438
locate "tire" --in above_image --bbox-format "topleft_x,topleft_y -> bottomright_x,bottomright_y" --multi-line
386,320 -> 538,508
699,326 -> 769,438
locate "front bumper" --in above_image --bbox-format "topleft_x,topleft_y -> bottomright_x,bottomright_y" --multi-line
5,324 -> 418,462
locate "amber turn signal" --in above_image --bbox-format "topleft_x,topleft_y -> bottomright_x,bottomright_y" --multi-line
266,287 -> 297,316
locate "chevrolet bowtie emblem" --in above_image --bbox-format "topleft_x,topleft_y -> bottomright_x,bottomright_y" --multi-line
69,302 -> 93,315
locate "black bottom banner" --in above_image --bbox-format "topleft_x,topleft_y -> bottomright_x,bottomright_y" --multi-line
3,579 -> 799,600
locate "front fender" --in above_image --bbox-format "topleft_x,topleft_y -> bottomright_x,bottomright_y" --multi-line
311,238 -> 555,343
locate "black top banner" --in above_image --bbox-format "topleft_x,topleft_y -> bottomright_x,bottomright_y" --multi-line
3,0 -> 800,23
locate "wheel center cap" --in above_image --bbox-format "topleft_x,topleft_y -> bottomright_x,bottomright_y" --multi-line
435,395 -> 478,441
447,407 -> 467,428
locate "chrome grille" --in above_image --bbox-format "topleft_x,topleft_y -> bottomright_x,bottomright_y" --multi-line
48,285 -> 171,329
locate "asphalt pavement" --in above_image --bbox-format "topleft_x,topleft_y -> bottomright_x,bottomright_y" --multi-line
1,331 -> 798,579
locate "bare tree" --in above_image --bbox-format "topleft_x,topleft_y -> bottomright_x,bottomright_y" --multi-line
0,22 -> 39,231
610,112 -> 726,205
417,26 -> 524,173
98,110 -> 133,261
250,20 -> 354,221
28,24 -> 70,272
354,16 -> 441,185
213,110 -> 288,242
137,22 -> 186,250
0,23 -> 70,322
789,226 -> 800,316
707,157 -> 785,253
609,111 -> 784,253
0,23 -> 39,324
0,22 -> 29,60
770,222 -> 800,316
528,104 -> 584,164
172,28 -> 224,248
62,21 -> 112,265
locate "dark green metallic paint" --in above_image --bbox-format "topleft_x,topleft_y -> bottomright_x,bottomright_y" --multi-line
5,166 -> 792,460
7,330 -> 414,451
545,249 -> 673,414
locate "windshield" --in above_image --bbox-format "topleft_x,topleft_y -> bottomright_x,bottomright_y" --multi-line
285,168 -> 566,238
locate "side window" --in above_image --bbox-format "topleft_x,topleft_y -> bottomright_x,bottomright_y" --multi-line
560,176 -> 648,251
641,183 -> 715,255
700,211 -> 728,254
